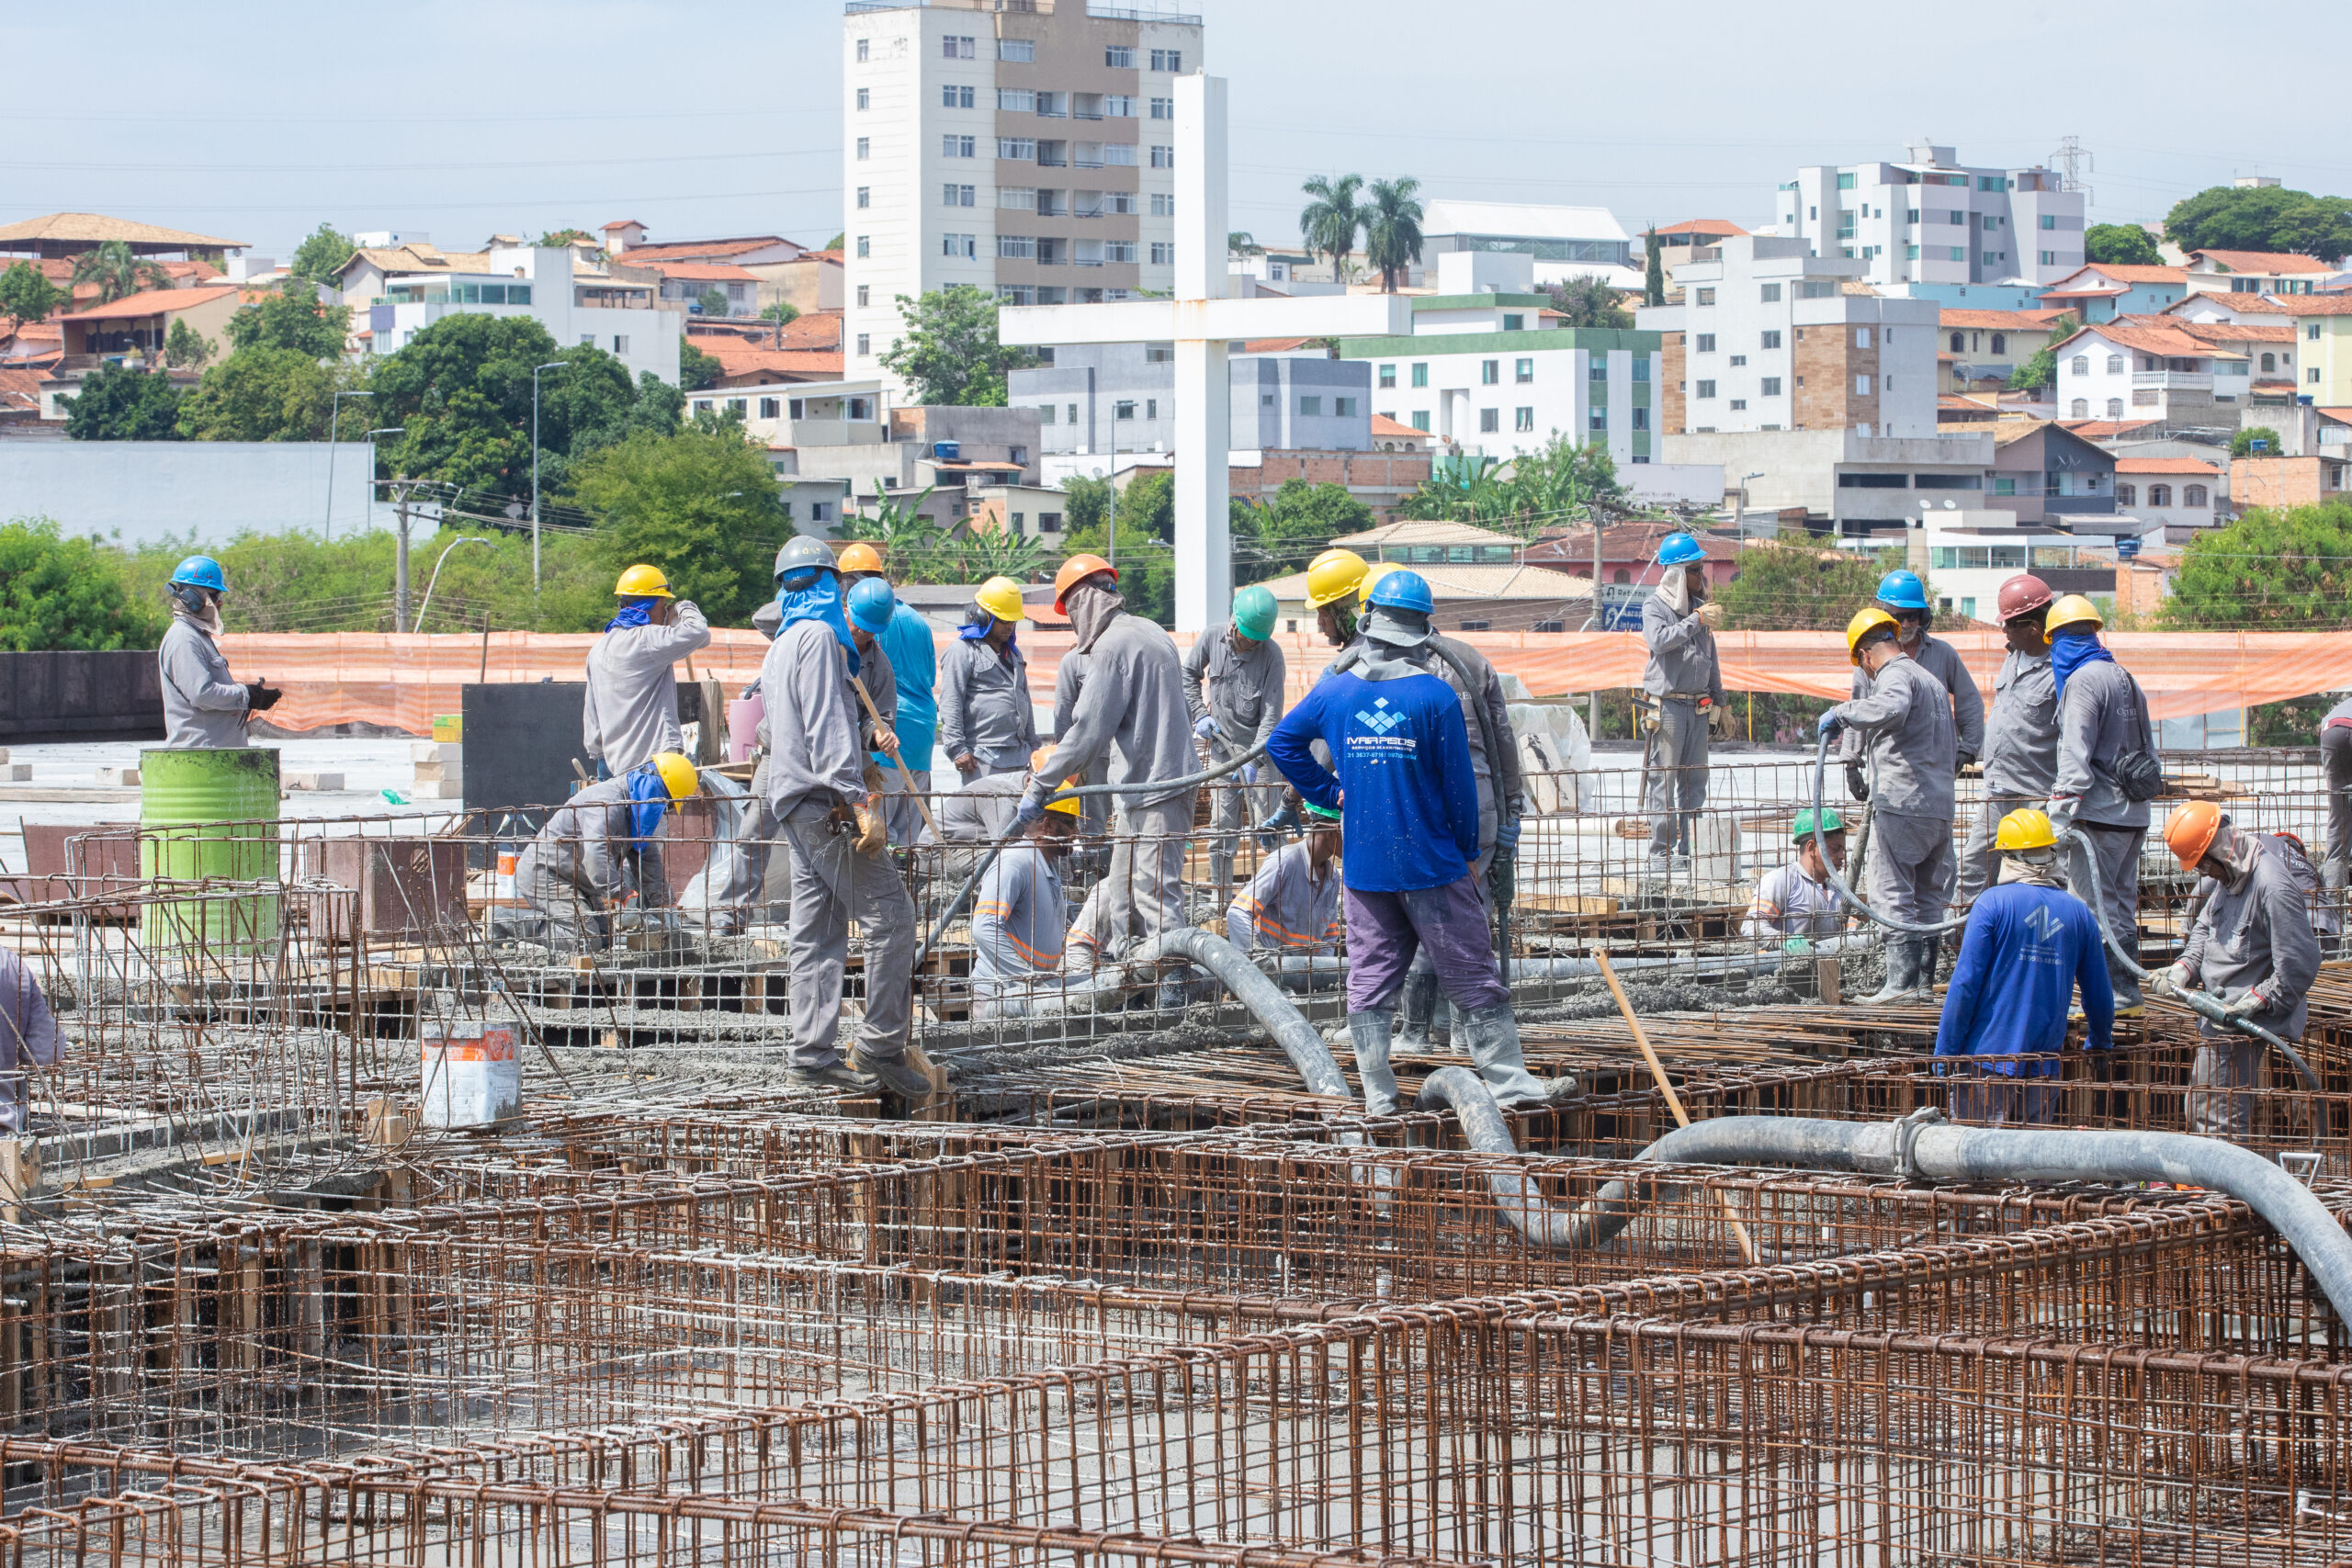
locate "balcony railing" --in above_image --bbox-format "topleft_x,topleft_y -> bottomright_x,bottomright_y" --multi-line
2133,371 -> 2212,391
845,1 -> 1200,18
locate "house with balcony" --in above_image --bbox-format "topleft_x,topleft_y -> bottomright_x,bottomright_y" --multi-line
2184,250 -> 2332,297
2037,264 -> 2191,323
1983,419 -> 2115,523
2053,320 -> 2243,426
353,243 -> 683,385
40,284 -> 246,418
1903,507 -> 2155,623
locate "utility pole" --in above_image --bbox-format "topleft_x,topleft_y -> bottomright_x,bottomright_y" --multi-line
392,483 -> 413,632
531,361 -> 567,595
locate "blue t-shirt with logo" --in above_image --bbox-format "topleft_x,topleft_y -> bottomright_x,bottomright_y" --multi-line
1266,669 -> 1477,892
1936,882 -> 2115,1070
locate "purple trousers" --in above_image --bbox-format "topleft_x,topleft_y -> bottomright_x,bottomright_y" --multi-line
1345,877 -> 1508,1015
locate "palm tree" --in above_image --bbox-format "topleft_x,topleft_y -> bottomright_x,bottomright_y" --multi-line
957,521 -> 1046,582
1227,231 -> 1261,255
70,242 -> 170,305
1362,177 -> 1425,294
1296,175 -> 1364,280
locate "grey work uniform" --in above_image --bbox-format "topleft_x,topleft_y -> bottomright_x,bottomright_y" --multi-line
937,773 -> 1027,883
969,842 -> 1072,1020
761,620 -> 917,1073
582,602 -> 711,775
514,776 -> 650,954
1428,631 -> 1523,876
158,614 -> 251,749
1182,629 -> 1287,888
2180,834 -> 2321,1139
2322,698 -> 2352,902
1035,613 -> 1197,963
1225,840 -> 1343,956
1957,649 -> 2059,905
1845,632 -> 1984,765
1743,862 -> 1848,941
2048,660 -> 2154,1000
0,949 -> 61,1134
1829,656 -> 1957,928
936,635 -> 1039,778
1640,592 -> 1724,859
1053,651 -> 1112,840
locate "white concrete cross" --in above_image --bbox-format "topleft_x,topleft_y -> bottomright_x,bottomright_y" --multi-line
999,75 -> 1410,632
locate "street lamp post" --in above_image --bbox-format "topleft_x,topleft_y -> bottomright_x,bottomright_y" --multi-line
414,536 -> 495,632
1736,470 -> 1766,539
531,361 -> 568,594
325,389 -> 374,540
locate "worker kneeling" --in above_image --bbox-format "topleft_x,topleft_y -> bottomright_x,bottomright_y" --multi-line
514,752 -> 700,954
1225,803 -> 1344,987
968,792 -> 1084,1021
1744,808 -> 1849,998
1267,571 -> 1566,1116
1934,809 -> 2112,1126
2154,803 -> 2321,1140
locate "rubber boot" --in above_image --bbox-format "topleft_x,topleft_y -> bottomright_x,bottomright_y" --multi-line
1394,966 -> 1442,1055
2109,954 -> 2146,1017
1457,1001 -> 1556,1108
1860,937 -> 1919,1005
1348,1010 -> 1401,1116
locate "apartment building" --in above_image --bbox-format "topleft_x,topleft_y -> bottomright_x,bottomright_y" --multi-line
1009,343 -> 1371,457
353,244 -> 683,386
1778,142 -> 2084,290
842,0 -> 1202,391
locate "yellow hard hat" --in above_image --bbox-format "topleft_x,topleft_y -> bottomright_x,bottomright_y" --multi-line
1996,807 -> 2056,852
974,575 -> 1028,622
1043,792 -> 1080,818
614,564 -> 674,599
1304,547 -> 1369,609
2044,593 -> 2104,636
649,751 -> 699,802
837,542 -> 885,575
1844,606 -> 1899,666
1357,560 -> 1404,607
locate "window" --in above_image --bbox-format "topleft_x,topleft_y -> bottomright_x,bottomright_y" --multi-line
1148,241 -> 1172,265
1146,398 -> 1158,419
2132,389 -> 2159,406
1949,247 -> 1965,262
1149,48 -> 1182,70
855,87 -> 869,109
1336,397 -> 1357,416
1479,408 -> 1500,433
1695,287 -> 1715,305
758,397 -> 780,420
1040,513 -> 1063,533
995,137 -> 1033,160
1409,412 -> 1430,431
1481,359 -> 1499,385
998,186 -> 1034,209
1104,240 -> 1136,262
1101,142 -> 1136,166
855,285 -> 868,307
1149,96 -> 1173,119
2070,355 -> 2090,376
1855,327 -> 1871,348
1114,400 -> 1136,420
1149,191 -> 1174,217
1695,333 -> 1716,353
2185,483 -> 2209,506
1066,403 -> 1076,422
2311,324 -> 2324,342
943,233 -> 976,259
1837,172 -> 1856,190
1913,473 -> 1980,490
1800,279 -> 1836,298
942,83 -> 975,108
1760,330 -> 1781,350
1502,312 -> 1524,332
1149,144 -> 1173,168
2260,352 -> 2276,372
1855,374 -> 1871,395
855,38 -> 868,62
944,34 -> 975,57
2039,251 -> 2056,266
1760,377 -> 1781,396
999,88 -> 1034,111
1838,473 -> 1907,489
2069,398 -> 2087,417
1632,406 -> 1648,430
1950,332 -> 1966,353
612,334 -> 628,355
1410,363 -> 1428,388
1729,355 -> 1747,367
943,183 -> 975,207
1378,364 -> 1396,389
2314,367 -> 2326,385
1103,95 -> 1136,117
1759,283 -> 1781,302
1632,357 -> 1650,382
999,38 -> 1034,61
1104,45 -> 1135,67
1695,380 -> 1716,399
944,134 -> 976,157
1589,359 -> 1609,381
1298,396 -> 1322,415
855,234 -> 870,258
2148,484 -> 2173,507
1145,344 -> 1171,362
854,186 -> 872,209
1728,400 -> 1747,411
1037,403 -> 1057,425
1990,333 -> 2006,355
1589,407 -> 1608,430
1514,406 -> 1534,432
2109,483 -> 2134,506
855,137 -> 870,160
997,234 -> 1035,258
1515,357 -> 1533,383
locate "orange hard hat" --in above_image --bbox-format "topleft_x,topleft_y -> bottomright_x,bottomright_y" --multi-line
1053,552 -> 1117,614
2163,800 -> 2223,871
837,542 -> 885,575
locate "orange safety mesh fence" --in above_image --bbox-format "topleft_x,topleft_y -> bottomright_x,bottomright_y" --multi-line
220,626 -> 2348,736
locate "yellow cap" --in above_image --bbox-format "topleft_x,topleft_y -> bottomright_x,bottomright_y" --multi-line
649,751 -> 699,802
614,564 -> 674,599
1044,793 -> 1080,818
975,575 -> 1028,622
1996,807 -> 2056,852
2044,593 -> 2104,636
837,542 -> 885,575
1303,547 -> 1370,609
1357,560 -> 1404,607
1845,606 -> 1899,666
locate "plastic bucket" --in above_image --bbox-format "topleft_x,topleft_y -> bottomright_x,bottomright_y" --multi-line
139,747 -> 280,955
421,1025 -> 519,1127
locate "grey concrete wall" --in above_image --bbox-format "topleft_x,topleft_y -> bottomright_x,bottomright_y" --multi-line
0,442 -> 384,547
0,651 -> 165,742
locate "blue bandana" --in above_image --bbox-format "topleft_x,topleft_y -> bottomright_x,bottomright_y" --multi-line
605,600 -> 655,633
776,574 -> 861,678
2049,629 -> 2113,701
626,764 -> 672,846
958,607 -> 1012,646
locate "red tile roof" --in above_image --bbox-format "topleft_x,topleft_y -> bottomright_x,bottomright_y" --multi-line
2243,292 -> 2352,316
0,366 -> 50,414
2191,249 -> 2333,275
611,236 -> 795,263
1939,308 -> 2070,333
64,284 -> 238,322
1370,413 -> 1427,437
2165,317 -> 2298,344
2113,457 -> 2220,474
1239,337 -> 1321,354
688,336 -> 845,386
2059,419 -> 2163,438
599,220 -> 646,232
2062,320 -> 2220,357
1654,219 -> 1747,237
649,261 -> 760,282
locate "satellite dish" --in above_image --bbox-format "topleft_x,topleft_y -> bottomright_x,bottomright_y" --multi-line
1944,498 -> 1958,509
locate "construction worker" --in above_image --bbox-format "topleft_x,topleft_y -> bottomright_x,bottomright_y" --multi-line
582,565 -> 711,780
1955,573 -> 2060,912
968,792 -> 1082,1020
1182,582 -> 1287,891
1020,554 -> 1196,968
1935,808 -> 2114,1126
1304,547 -> 1371,658
1052,649 -> 1112,843
513,752 -> 700,955
1266,569 -> 1563,1116
1743,808 -> 1849,942
1843,569 -> 1984,785
846,578 -> 922,839
840,544 -> 938,844
1640,532 -> 1725,871
1226,802 -> 1344,964
2321,697 -> 2352,917
938,575 -> 1039,782
158,555 -> 279,747
939,745 -> 1063,882
2156,803 -> 2321,1140
0,948 -> 60,1135
2042,594 -> 2157,1013
1818,607 -> 1957,1003
760,536 -> 927,1099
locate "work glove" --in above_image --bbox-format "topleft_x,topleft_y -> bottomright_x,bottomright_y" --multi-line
1193,716 -> 1219,740
1815,710 -> 1842,739
2151,962 -> 2195,998
1493,816 -> 1521,853
1845,762 -> 1870,803
1012,788 -> 1049,829
852,801 -> 888,857
1694,601 -> 1725,628
2222,989 -> 2267,1020
1782,935 -> 1814,957
2043,796 -> 2078,836
1239,762 -> 1260,785
245,681 -> 283,712
1709,702 -> 1736,739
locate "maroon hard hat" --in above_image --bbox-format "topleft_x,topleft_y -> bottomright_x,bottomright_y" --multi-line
1996,572 -> 2053,623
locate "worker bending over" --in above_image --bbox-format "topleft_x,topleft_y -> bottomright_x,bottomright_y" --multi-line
1819,607 -> 1957,1003
2042,594 -> 2158,1013
968,793 -> 1082,1020
1640,532 -> 1725,872
1744,808 -> 1849,942
760,537 -> 927,1099
0,948 -> 61,1135
841,545 -> 940,845
2321,698 -> 2352,919
583,565 -> 710,779
513,752 -> 699,955
1267,570 -> 1562,1117
1227,803 -> 1344,966
1956,574 -> 2060,911
938,576 -> 1039,782
1182,582 -> 1287,891
2156,803 -> 2321,1140
158,555 -> 279,748
1935,808 -> 2113,1126
1842,570 -> 1984,790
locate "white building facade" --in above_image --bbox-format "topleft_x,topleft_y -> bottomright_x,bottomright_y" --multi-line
1417,200 -> 1639,292
361,245 -> 683,385
842,0 -> 1203,392
1777,142 -> 2084,290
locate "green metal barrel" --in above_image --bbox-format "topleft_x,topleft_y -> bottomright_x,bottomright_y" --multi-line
140,747 -> 281,954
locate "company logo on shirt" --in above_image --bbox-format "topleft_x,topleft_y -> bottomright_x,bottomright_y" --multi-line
1346,693 -> 1419,763
2023,905 -> 2064,944
1355,697 -> 1406,735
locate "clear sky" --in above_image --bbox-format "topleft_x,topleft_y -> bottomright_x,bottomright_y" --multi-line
8,0 -> 2346,260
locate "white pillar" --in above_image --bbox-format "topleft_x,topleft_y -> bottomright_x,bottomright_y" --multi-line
1173,73 -> 1231,634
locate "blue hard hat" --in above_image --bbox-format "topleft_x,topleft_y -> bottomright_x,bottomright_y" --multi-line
1875,569 -> 1929,612
1365,568 -> 1434,615
169,555 -> 226,592
846,576 -> 896,634
1657,533 -> 1705,567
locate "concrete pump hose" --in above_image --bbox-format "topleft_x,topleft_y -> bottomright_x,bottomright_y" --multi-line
1416,1066 -> 1628,1249
1129,927 -> 1352,1100
1809,732 -> 1968,936
2054,826 -> 2322,1094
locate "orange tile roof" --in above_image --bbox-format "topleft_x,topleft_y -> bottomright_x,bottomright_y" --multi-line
687,337 -> 845,385
1370,413 -> 1427,437
1939,308 -> 2069,332
2063,320 -> 2218,357
1654,219 -> 1747,237
2191,249 -> 2333,274
1239,337 -> 1322,354
2244,292 -> 2352,316
2165,317 -> 2298,344
0,365 -> 49,413
598,219 -> 647,231
611,236 -> 795,263
2060,419 -> 2162,438
650,261 -> 760,282
64,284 -> 238,322
2113,457 -> 2221,475
2164,292 -> 2289,318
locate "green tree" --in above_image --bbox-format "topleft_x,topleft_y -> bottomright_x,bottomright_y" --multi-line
69,241 -> 169,305
831,489 -> 947,580
1059,474 -> 1113,536
878,285 -> 1035,405
824,232 -> 845,252
1228,231 -> 1261,255
0,520 -> 168,650
2006,316 -> 2079,393
63,365 -> 186,441
287,222 -> 355,288
1362,176 -> 1424,293
1507,433 -> 1626,532
1644,228 -> 1665,307
1297,173 -> 1364,277
2165,184 -> 2352,259
175,346 -> 362,441
2084,223 -> 2162,266
536,229 -> 595,248
1057,516 -> 1173,626
1546,276 -> 1633,328
957,522 -> 1047,581
2161,501 -> 2352,630
1115,469 -> 1175,541
697,288 -> 729,320
679,340 -> 724,391
2232,425 -> 2284,457
1234,478 -> 1374,582
1713,539 -> 1908,631
162,317 -> 213,370
0,261 -> 63,328
222,287 -> 351,359
758,300 -> 799,345
569,426 -> 790,626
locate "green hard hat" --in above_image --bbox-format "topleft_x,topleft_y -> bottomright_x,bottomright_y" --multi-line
1792,807 -> 1844,840
1304,801 -> 1341,822
1231,583 -> 1279,641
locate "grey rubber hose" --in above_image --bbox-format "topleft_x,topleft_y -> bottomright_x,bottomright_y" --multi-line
1416,1066 -> 1624,1248
1131,927 -> 1352,1100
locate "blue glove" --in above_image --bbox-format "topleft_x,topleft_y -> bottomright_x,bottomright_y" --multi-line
1193,716 -> 1219,740
1013,793 -> 1047,829
1494,816 -> 1521,852
1239,762 -> 1260,785
1782,935 -> 1814,956
1816,710 -> 1843,739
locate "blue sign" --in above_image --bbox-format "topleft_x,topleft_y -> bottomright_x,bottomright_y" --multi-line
1599,583 -> 1652,631
2116,536 -> 2141,559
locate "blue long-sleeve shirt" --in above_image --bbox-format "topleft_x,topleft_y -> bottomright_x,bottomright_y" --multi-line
1266,668 -> 1476,893
875,603 -> 938,773
1936,882 -> 2114,1073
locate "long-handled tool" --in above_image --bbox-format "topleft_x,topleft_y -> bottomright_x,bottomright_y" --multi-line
850,674 -> 940,840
